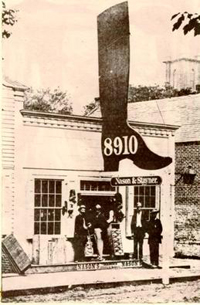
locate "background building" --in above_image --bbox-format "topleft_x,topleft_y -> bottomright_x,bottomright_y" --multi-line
163,56 -> 200,91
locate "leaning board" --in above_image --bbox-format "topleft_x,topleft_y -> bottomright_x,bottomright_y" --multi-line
2,234 -> 31,273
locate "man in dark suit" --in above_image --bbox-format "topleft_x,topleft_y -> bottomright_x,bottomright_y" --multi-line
147,209 -> 163,268
74,205 -> 89,262
131,202 -> 146,262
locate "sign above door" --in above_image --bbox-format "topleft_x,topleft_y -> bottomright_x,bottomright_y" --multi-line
111,176 -> 162,186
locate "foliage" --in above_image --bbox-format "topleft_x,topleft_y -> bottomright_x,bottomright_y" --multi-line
128,85 -> 194,103
24,87 -> 73,115
83,97 -> 100,115
2,1 -> 18,39
83,85 -> 196,114
171,12 -> 200,36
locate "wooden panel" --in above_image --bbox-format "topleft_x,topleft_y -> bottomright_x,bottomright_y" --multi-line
2,234 -> 31,273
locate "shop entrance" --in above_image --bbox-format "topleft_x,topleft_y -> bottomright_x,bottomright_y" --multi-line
80,195 -> 115,256
81,195 -> 114,218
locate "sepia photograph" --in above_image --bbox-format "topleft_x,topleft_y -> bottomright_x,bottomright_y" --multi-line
1,0 -> 200,303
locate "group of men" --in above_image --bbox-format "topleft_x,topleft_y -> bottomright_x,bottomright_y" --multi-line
131,202 -> 163,268
74,201 -> 163,268
74,204 -> 110,262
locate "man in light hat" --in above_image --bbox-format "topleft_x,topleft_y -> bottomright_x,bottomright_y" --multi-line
74,205 -> 88,262
93,204 -> 108,260
131,202 -> 147,262
147,209 -> 163,268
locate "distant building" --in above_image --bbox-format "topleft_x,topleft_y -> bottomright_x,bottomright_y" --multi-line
163,56 -> 200,92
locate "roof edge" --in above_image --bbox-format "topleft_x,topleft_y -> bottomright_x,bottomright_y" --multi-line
20,109 -> 179,130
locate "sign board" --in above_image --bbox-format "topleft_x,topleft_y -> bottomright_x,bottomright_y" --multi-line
2,234 -> 31,274
111,176 -> 162,186
98,2 -> 172,172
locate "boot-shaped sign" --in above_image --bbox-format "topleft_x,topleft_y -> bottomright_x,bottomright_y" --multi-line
98,2 -> 172,172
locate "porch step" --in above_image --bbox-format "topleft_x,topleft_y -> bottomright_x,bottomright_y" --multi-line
27,259 -> 142,274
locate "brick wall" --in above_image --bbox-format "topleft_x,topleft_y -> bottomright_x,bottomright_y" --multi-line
175,142 -> 200,257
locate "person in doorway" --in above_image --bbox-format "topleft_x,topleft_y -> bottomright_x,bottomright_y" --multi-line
74,205 -> 89,262
131,202 -> 146,262
93,204 -> 108,261
147,209 -> 163,268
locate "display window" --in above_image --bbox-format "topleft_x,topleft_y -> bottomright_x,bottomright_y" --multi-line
34,179 -> 62,235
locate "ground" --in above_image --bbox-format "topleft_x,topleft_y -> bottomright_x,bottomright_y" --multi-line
2,279 -> 200,303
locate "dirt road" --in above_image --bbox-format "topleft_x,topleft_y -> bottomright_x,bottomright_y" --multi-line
3,279 -> 200,303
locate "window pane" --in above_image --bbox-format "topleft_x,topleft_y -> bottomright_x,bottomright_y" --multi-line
35,180 -> 41,193
41,209 -> 47,221
145,198 -> 151,208
42,195 -> 48,207
150,196 -> 155,207
34,222 -> 39,234
134,196 -> 139,207
139,187 -> 144,195
151,187 -> 155,196
55,209 -> 61,221
138,197 -> 144,205
41,222 -> 47,234
56,181 -> 61,194
49,181 -> 55,193
48,209 -> 54,221
34,209 -> 40,221
135,186 -> 138,195
49,195 -> 55,207
55,222 -> 60,234
42,180 -> 48,193
145,187 -> 150,196
56,195 -> 61,207
35,195 -> 41,207
48,222 -> 54,234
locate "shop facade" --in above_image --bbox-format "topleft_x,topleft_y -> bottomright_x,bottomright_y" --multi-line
2,80 -> 179,266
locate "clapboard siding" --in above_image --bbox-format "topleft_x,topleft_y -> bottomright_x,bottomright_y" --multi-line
2,89 -> 15,169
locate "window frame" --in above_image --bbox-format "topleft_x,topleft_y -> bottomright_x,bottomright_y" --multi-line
34,178 -> 63,235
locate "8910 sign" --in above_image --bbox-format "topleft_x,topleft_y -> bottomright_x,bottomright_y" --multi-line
103,135 -> 138,156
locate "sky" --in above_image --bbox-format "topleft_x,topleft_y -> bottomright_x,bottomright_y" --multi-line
2,0 -> 200,114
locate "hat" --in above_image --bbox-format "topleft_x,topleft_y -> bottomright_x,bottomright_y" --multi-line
136,202 -> 142,208
150,209 -> 159,214
78,205 -> 86,211
95,204 -> 101,209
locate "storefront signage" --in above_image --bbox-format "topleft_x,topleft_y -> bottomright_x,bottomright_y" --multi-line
103,135 -> 138,156
111,176 -> 162,186
98,2 -> 172,172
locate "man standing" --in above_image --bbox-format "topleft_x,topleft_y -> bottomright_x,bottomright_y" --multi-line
74,205 -> 88,262
147,209 -> 163,268
131,202 -> 146,262
93,204 -> 108,261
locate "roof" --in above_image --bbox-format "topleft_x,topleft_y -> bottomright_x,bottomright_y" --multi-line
163,57 -> 200,64
3,76 -> 28,91
90,94 -> 200,143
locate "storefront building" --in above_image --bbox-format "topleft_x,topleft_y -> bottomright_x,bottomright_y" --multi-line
2,79 -> 179,266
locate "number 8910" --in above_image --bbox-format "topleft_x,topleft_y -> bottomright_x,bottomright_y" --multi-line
103,135 -> 138,156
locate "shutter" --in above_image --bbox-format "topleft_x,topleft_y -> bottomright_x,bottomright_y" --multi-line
25,177 -> 35,238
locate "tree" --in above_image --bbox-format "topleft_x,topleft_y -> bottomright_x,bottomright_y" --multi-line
83,85 -> 196,115
128,85 -> 190,103
24,87 -> 73,115
2,1 -> 18,39
171,12 -> 200,36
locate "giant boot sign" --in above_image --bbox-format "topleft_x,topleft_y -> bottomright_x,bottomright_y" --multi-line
98,2 -> 172,172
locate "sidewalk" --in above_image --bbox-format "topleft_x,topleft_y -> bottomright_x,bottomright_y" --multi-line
2,258 -> 200,297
